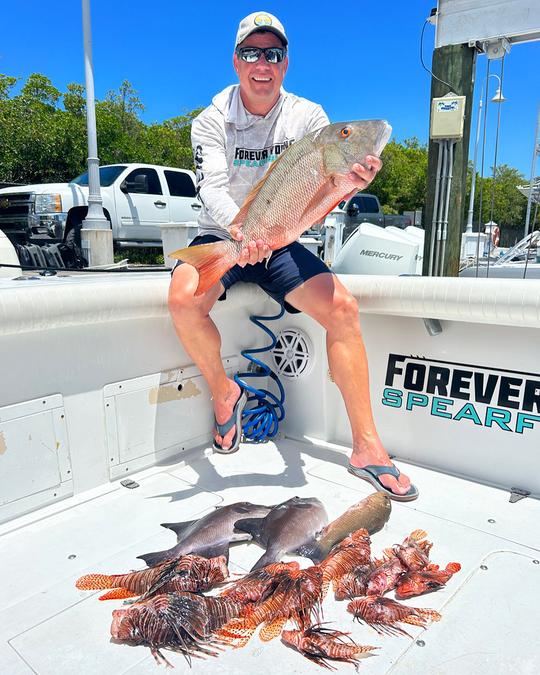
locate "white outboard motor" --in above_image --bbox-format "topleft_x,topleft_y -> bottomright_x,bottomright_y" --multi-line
332,222 -> 419,275
0,230 -> 21,278
385,225 -> 425,274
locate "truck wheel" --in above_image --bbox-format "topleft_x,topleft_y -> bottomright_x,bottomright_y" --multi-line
64,225 -> 88,269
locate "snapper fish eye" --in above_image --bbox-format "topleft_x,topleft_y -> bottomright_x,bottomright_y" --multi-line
339,126 -> 352,138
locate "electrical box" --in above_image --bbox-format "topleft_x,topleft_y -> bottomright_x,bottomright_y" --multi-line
430,94 -> 466,139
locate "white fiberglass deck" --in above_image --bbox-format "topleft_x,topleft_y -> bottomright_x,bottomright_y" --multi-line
1,438 -> 538,675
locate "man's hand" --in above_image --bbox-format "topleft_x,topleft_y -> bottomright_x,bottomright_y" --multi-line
230,224 -> 271,267
348,155 -> 383,191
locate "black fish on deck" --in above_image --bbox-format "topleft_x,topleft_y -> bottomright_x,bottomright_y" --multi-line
138,501 -> 274,567
234,496 -> 329,571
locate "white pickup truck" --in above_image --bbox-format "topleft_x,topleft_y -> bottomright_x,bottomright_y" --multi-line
0,163 -> 200,261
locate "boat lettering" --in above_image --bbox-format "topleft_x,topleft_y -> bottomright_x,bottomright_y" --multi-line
382,354 -> 540,434
359,249 -> 403,261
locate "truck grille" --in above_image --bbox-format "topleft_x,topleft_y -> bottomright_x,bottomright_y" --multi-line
0,193 -> 34,217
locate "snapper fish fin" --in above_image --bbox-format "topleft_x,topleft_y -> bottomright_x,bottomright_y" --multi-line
168,240 -> 238,296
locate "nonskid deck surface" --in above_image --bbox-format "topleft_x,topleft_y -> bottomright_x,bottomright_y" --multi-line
1,439 -> 538,674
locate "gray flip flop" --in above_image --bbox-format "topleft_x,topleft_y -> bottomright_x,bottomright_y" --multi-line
212,389 -> 247,454
347,463 -> 419,502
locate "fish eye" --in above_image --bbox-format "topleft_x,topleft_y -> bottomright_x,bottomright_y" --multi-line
340,127 -> 352,138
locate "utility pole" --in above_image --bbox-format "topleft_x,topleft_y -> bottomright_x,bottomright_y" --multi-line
423,43 -> 475,276
80,0 -> 113,266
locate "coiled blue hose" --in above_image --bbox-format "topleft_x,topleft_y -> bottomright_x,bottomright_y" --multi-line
234,306 -> 286,442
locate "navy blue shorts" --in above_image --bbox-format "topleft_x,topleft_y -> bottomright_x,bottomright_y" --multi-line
173,234 -> 332,314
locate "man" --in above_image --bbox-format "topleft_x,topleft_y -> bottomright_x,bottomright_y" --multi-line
169,11 -> 417,501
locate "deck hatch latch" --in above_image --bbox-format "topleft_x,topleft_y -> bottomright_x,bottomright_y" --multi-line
120,479 -> 140,489
509,487 -> 530,503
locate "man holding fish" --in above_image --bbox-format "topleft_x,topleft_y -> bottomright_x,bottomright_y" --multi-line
168,11 -> 417,501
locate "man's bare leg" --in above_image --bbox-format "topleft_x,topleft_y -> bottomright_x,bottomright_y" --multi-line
168,264 -> 241,450
286,273 -> 411,496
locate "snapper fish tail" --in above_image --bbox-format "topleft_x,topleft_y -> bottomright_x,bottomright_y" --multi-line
169,239 -> 240,296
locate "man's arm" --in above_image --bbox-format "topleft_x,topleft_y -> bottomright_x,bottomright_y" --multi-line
191,114 -> 240,232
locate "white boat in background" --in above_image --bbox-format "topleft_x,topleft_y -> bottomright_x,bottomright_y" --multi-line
0,237 -> 539,672
460,229 -> 540,278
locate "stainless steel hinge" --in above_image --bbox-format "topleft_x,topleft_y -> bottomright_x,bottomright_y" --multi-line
509,487 -> 530,503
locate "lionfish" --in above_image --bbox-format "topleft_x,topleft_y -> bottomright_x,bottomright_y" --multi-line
364,556 -> 407,596
281,624 -> 377,670
395,562 -> 461,599
110,591 -> 239,666
76,554 -> 228,601
333,563 -> 373,601
219,564 -> 325,647
318,528 -> 372,595
383,529 -> 432,571
220,561 -> 300,605
347,595 -> 441,637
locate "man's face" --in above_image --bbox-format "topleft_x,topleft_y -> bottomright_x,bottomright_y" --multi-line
233,31 -> 288,110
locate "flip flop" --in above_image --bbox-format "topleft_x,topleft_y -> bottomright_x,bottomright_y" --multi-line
347,462 -> 419,502
212,389 -> 248,454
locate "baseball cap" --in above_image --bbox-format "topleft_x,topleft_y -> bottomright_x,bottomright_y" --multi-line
235,11 -> 288,48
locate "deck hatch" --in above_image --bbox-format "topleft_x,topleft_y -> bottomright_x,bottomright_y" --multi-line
0,394 -> 72,522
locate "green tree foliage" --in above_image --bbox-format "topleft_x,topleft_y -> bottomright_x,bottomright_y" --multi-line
0,73 -> 199,184
465,164 -> 528,232
369,138 -> 429,213
0,74 -> 18,100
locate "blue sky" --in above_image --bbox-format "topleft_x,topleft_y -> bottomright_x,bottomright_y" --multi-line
0,1 -> 538,177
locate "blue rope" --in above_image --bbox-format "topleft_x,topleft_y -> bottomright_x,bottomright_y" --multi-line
234,306 -> 286,443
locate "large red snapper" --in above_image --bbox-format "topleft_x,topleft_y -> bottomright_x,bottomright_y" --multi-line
170,120 -> 392,295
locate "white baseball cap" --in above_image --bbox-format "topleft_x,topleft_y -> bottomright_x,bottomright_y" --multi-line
235,11 -> 288,48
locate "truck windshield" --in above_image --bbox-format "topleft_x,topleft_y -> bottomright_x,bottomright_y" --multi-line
71,166 -> 127,187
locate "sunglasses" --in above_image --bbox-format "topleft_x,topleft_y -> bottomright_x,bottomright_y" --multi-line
235,46 -> 287,64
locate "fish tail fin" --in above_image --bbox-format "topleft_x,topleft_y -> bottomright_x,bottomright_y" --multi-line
295,541 -> 325,564
233,517 -> 264,539
169,241 -> 238,296
250,549 -> 279,571
137,550 -> 169,567
218,619 -> 255,648
408,529 -> 428,542
259,617 -> 287,642
99,587 -> 137,601
76,573 -> 116,590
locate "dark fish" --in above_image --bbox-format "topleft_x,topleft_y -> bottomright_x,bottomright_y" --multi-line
137,501 -> 273,567
234,496 -> 328,571
300,492 -> 392,563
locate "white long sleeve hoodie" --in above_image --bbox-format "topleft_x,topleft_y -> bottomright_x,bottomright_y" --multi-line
191,84 -> 329,238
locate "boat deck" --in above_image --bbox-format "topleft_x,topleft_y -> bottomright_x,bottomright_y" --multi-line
1,438 -> 538,675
